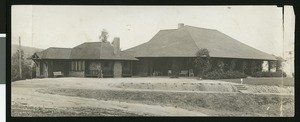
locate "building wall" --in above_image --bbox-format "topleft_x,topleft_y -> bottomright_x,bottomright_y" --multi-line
133,59 -> 149,76
47,60 -> 54,77
69,71 -> 85,77
101,61 -> 114,76
35,61 -> 40,77
113,61 -> 122,77
122,61 -> 132,76
42,61 -> 48,78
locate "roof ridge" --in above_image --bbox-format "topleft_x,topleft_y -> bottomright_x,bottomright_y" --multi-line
160,29 -> 176,31
48,47 -> 72,49
185,25 -> 217,31
216,30 -> 275,58
185,26 -> 200,51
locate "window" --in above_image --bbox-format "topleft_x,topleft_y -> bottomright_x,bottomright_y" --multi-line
71,60 -> 85,71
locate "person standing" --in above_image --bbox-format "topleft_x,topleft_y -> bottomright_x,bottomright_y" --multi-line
97,66 -> 103,78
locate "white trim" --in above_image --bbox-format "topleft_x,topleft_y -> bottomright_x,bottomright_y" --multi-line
0,34 -> 6,37
0,85 -> 5,122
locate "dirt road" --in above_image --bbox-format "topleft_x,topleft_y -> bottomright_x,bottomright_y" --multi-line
12,78 -> 208,116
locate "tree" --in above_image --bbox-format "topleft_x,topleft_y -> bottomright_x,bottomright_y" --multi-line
11,51 -> 33,82
216,59 -> 225,72
194,48 -> 211,78
99,29 -> 109,43
274,56 -> 284,72
241,60 -> 247,73
229,59 -> 237,71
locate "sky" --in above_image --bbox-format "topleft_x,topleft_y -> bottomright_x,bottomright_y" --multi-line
11,5 -> 294,59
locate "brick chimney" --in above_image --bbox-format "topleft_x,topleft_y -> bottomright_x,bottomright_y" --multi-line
178,23 -> 184,29
112,37 -> 120,56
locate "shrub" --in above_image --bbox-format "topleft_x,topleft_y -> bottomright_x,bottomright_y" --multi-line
194,48 -> 211,77
252,71 -> 287,77
203,70 -> 247,79
11,51 -> 34,82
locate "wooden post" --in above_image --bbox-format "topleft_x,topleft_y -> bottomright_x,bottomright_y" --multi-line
267,60 -> 271,72
131,61 -> 133,76
18,36 -> 22,79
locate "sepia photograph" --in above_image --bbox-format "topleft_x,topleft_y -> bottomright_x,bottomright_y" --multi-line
11,5 -> 294,117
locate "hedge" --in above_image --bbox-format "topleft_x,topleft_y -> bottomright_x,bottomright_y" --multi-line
252,71 -> 287,77
203,70 -> 247,79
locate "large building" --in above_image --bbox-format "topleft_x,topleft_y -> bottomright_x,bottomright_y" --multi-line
125,23 -> 278,76
30,37 -> 137,78
31,23 -> 280,78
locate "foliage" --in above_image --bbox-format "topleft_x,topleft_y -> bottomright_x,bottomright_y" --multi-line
216,59 -> 225,72
274,57 -> 284,71
99,29 -> 109,43
203,70 -> 247,79
194,48 -> 211,77
11,51 -> 34,82
269,61 -> 277,70
228,60 -> 236,71
252,71 -> 287,77
241,60 -> 247,73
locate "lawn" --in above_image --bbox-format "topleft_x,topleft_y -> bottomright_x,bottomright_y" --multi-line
219,77 -> 294,86
39,88 -> 294,116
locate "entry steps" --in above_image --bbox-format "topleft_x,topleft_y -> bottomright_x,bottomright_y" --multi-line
233,84 -> 251,93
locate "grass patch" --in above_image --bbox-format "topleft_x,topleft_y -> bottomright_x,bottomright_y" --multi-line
39,88 -> 294,116
11,102 -> 143,117
220,77 -> 294,86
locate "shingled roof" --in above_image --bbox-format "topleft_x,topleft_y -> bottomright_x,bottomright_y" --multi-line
31,47 -> 72,59
31,42 -> 137,60
69,42 -> 137,60
125,25 -> 276,60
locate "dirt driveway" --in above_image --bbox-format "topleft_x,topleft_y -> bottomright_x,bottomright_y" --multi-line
12,77 -> 294,117
12,77 -> 209,116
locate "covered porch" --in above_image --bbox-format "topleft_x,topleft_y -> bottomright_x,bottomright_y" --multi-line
132,57 -> 280,77
84,60 -> 133,78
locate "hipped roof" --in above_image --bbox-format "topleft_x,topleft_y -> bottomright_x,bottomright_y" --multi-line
31,42 -> 137,60
125,25 -> 277,60
33,47 -> 72,59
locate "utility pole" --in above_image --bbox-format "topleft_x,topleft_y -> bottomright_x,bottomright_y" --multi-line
19,36 -> 22,79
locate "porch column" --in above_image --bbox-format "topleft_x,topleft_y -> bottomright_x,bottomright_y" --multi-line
113,61 -> 122,77
35,61 -> 40,77
131,61 -> 133,76
250,60 -> 256,74
171,59 -> 180,77
43,61 -> 49,78
267,60 -> 271,72
241,60 -> 246,73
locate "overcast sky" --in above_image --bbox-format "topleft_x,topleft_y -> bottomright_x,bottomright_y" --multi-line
12,5 -> 294,59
